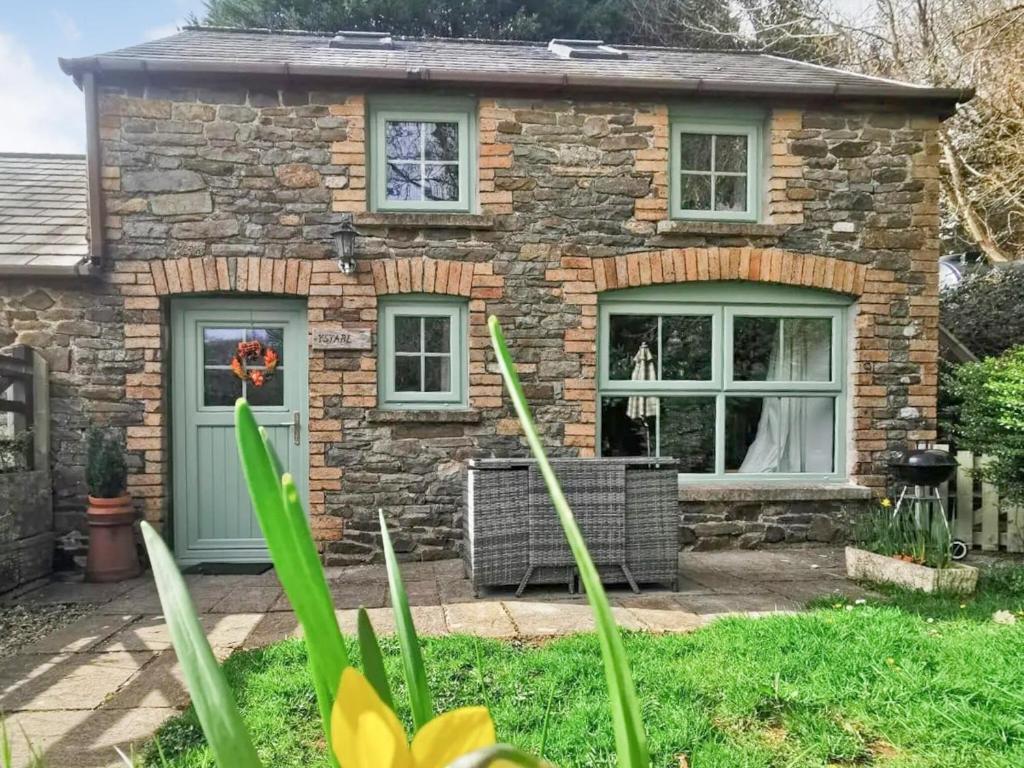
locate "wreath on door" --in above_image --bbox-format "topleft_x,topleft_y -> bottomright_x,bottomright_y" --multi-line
230,340 -> 279,388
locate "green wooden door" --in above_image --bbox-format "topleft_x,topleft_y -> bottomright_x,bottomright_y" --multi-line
171,298 -> 308,564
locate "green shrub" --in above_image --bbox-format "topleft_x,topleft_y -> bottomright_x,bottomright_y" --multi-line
940,268 -> 1024,359
949,346 -> 1024,503
85,427 -> 127,498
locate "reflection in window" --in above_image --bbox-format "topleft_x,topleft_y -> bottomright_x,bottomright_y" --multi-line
601,396 -> 715,473
384,120 -> 460,202
678,131 -> 749,213
392,315 -> 453,393
733,317 -> 831,382
202,326 -> 285,407
726,396 -> 834,473
607,314 -> 713,382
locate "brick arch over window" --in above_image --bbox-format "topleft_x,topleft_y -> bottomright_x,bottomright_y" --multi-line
590,247 -> 867,296
370,257 -> 496,297
148,257 -> 315,295
556,247 -> 924,488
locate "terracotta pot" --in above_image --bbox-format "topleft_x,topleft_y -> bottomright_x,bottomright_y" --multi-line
85,494 -> 141,583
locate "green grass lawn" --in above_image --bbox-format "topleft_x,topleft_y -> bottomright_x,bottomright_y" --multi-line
148,566 -> 1024,767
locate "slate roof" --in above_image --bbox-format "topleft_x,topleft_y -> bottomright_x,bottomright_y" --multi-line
0,154 -> 91,276
60,27 -> 972,109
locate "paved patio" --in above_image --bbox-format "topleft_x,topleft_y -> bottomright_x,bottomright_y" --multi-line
1,547 -> 869,767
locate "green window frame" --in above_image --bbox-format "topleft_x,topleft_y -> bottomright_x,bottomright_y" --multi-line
369,97 -> 477,213
598,283 -> 849,482
669,113 -> 763,222
378,296 -> 468,409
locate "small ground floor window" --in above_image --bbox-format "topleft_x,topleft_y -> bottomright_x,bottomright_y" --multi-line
598,283 -> 849,480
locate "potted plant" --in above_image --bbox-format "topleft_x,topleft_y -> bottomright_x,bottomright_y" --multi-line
846,499 -> 978,594
85,426 -> 140,582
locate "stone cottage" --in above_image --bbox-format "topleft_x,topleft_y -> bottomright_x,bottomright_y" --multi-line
0,27 -> 971,565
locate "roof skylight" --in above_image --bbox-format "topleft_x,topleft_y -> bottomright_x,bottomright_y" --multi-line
547,39 -> 626,60
330,30 -> 394,49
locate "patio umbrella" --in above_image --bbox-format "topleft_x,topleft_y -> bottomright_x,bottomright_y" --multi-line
627,342 -> 659,456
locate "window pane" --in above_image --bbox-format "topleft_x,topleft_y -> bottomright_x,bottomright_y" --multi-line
246,372 -> 284,407
714,174 -> 747,212
424,164 -> 459,202
679,173 -> 711,210
660,397 -> 716,473
678,133 -> 712,171
424,316 -> 450,353
715,135 -> 748,172
386,163 -> 422,201
733,316 -> 832,382
203,328 -> 244,366
204,368 -> 243,407
423,355 -> 451,392
661,316 -> 713,381
394,356 -> 421,392
608,315 -> 658,381
601,396 -> 657,457
249,327 -> 285,365
384,121 -> 421,160
726,396 -> 834,473
424,122 -> 459,161
394,316 -> 421,353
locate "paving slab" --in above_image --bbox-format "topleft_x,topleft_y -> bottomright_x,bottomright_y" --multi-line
0,650 -> 157,711
502,601 -> 647,638
208,585 -> 283,613
243,612 -> 301,649
621,607 -> 707,633
98,613 -> 263,654
103,649 -> 191,710
6,706 -> 178,768
18,614 -> 140,655
443,601 -> 517,638
335,606 -> 449,636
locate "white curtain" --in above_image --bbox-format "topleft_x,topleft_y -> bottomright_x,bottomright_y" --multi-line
738,320 -> 833,473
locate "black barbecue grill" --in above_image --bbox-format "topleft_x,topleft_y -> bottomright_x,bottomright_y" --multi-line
890,447 -> 967,560
891,449 -> 959,487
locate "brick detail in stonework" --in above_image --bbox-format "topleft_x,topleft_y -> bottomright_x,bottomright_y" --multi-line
554,246 -> 935,494
330,95 -> 368,214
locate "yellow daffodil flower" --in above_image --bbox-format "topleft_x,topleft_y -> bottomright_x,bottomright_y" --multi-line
880,498 -> 892,508
331,666 -> 498,768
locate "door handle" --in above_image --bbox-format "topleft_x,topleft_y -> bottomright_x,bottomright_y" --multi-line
279,411 -> 301,445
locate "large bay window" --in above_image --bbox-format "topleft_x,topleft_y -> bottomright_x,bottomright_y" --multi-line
598,284 -> 849,480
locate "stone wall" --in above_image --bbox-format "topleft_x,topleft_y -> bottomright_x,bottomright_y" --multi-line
3,79 -> 941,560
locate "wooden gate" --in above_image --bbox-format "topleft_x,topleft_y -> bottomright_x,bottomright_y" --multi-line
937,446 -> 1024,552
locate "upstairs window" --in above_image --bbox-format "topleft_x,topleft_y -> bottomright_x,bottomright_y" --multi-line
370,100 -> 475,213
670,115 -> 762,222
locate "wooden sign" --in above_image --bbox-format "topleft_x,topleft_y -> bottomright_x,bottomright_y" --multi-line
312,326 -> 371,351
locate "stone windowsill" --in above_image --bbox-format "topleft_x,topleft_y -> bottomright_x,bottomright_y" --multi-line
352,212 -> 496,230
655,220 -> 792,238
678,482 -> 873,503
367,409 -> 481,424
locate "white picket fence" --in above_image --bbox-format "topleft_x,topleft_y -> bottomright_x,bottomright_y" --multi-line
934,446 -> 1024,552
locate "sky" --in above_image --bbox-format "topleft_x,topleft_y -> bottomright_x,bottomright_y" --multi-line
0,0 -> 205,153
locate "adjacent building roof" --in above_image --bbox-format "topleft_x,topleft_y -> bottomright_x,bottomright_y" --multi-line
60,27 -> 972,111
0,154 -> 91,277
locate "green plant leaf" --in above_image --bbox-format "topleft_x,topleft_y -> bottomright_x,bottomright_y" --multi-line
258,426 -> 285,480
356,607 -> 394,710
141,522 -> 263,768
235,400 -> 347,765
488,316 -> 650,768
379,509 -> 434,730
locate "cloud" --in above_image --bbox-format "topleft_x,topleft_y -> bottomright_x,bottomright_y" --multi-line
0,32 -> 83,154
50,10 -> 81,42
144,22 -> 181,41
